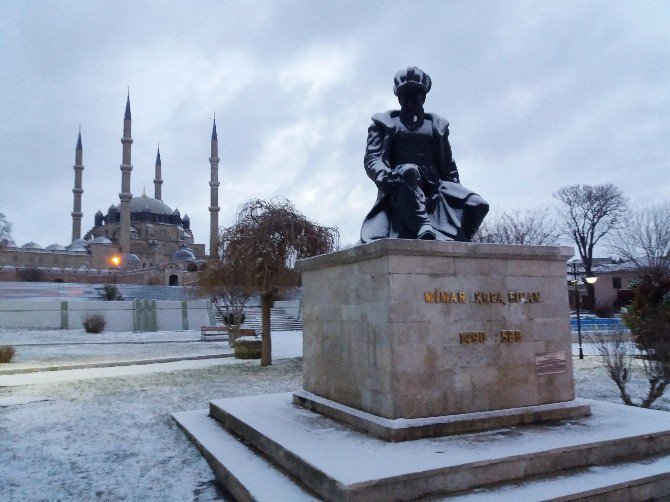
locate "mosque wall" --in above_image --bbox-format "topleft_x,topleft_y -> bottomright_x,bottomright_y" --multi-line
0,248 -> 94,269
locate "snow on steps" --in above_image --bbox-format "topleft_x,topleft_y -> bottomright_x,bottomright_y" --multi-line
179,394 -> 670,501
170,407 -> 670,502
172,409 -> 318,502
442,454 -> 670,500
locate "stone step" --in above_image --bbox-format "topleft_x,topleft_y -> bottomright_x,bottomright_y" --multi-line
441,454 -> 670,500
169,407 -> 670,502
214,306 -> 303,331
171,409 -> 318,502
201,393 -> 670,501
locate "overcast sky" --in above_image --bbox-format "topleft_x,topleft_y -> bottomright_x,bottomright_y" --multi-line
1,1 -> 668,252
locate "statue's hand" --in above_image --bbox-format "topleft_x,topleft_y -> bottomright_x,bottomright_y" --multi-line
375,171 -> 400,194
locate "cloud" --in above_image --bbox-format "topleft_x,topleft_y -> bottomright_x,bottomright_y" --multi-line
0,1 -> 668,252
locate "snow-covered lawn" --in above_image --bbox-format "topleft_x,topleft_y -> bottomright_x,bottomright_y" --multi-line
573,355 -> 670,411
0,329 -> 302,373
0,328 -> 668,501
1,357 -> 303,501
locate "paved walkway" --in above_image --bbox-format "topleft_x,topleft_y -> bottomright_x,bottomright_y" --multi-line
0,329 -> 303,387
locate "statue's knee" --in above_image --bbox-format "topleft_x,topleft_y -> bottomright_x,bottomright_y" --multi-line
466,194 -> 488,209
397,164 -> 421,182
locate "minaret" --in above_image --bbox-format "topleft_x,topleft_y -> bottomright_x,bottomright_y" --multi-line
209,116 -> 220,259
154,144 -> 163,200
119,92 -> 133,253
71,130 -> 84,242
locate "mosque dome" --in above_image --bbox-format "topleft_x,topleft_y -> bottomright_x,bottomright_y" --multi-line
121,193 -> 174,215
172,248 -> 196,261
90,236 -> 112,245
22,242 -> 43,250
120,253 -> 140,269
46,244 -> 66,251
68,238 -> 88,250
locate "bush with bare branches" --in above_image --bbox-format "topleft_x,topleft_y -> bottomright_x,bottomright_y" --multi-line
592,272 -> 670,408
592,327 -> 670,408
82,313 -> 106,334
198,265 -> 251,344
0,345 -> 16,363
590,330 -> 634,405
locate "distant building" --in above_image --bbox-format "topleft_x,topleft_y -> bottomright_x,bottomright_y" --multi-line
590,261 -> 640,313
567,258 -> 639,314
0,94 -> 221,286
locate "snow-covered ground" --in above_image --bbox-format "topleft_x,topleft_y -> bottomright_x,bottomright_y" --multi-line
0,328 -> 668,501
0,328 -> 303,501
0,329 -> 302,372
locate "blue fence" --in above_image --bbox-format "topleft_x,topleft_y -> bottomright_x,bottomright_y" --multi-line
570,317 -> 626,331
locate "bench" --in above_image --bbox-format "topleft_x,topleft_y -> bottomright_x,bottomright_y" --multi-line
200,325 -> 229,341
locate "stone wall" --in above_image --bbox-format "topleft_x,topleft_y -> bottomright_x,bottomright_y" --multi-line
0,299 -> 213,332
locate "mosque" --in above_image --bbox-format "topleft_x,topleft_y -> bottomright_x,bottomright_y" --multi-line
0,95 -> 220,286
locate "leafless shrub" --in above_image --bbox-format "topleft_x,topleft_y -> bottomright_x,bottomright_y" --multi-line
83,313 -> 106,334
0,345 -> 16,363
591,328 -> 670,408
590,330 -> 634,406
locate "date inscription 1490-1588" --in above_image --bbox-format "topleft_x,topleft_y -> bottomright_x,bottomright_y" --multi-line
459,330 -> 523,345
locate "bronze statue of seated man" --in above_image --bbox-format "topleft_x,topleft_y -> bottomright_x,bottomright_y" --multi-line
360,66 -> 488,242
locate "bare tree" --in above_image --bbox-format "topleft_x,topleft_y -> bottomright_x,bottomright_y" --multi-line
554,184 -> 627,307
198,261 -> 252,343
0,212 -> 12,248
202,199 -> 338,366
609,202 -> 670,275
473,208 -> 560,245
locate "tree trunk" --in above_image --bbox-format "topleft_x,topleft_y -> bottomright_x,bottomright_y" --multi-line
260,292 -> 273,366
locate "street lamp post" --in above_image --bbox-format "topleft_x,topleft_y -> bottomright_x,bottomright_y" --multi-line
571,262 -> 584,359
571,261 -> 597,360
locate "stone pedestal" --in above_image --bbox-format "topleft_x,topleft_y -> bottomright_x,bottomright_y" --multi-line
295,240 -> 588,435
174,241 -> 670,499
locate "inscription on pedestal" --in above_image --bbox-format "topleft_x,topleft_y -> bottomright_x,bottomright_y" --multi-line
459,330 -> 523,345
424,290 -> 542,304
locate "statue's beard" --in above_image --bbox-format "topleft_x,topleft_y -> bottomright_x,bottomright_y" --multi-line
401,106 -> 424,124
